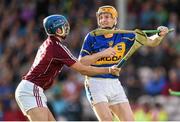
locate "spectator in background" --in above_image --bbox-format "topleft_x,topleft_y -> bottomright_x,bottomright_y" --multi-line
144,67 -> 167,95
3,100 -> 27,121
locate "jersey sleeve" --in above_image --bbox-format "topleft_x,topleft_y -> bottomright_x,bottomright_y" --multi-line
79,33 -> 94,58
55,44 -> 77,67
122,33 -> 135,50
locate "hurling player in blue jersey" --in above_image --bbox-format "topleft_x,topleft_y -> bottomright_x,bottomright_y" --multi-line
79,5 -> 169,121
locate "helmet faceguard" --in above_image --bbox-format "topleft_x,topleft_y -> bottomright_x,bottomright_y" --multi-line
43,15 -> 70,38
96,5 -> 118,29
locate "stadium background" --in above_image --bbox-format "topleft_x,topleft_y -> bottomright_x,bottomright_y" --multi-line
0,0 -> 180,121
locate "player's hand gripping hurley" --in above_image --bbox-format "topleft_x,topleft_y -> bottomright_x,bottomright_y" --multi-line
116,28 -> 174,68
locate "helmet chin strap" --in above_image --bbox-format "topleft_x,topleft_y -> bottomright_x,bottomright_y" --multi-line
99,24 -> 116,30
56,25 -> 70,38
56,27 -> 65,37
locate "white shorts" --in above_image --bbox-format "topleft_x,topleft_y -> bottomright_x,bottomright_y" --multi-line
15,80 -> 48,115
85,77 -> 128,106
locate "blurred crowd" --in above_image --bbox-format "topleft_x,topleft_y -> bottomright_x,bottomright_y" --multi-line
0,0 -> 180,121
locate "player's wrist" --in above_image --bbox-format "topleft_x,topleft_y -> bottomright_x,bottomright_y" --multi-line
151,34 -> 164,41
149,34 -> 159,40
156,34 -> 164,41
150,34 -> 164,40
108,67 -> 111,74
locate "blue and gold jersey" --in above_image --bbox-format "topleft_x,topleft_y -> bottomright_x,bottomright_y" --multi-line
79,32 -> 135,78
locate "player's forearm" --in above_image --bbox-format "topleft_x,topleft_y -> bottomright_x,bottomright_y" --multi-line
70,61 -> 109,76
80,66 -> 109,76
79,52 -> 104,66
147,34 -> 164,47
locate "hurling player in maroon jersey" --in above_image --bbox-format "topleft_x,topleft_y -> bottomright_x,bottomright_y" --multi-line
15,14 -> 120,121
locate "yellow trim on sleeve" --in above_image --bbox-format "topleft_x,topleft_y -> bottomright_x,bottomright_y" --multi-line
82,49 -> 91,55
122,37 -> 135,41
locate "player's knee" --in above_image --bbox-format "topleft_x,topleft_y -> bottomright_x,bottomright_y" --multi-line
99,115 -> 113,121
27,114 -> 49,121
123,113 -> 134,121
27,107 -> 49,121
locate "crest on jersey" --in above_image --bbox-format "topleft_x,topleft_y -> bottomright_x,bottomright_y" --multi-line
117,45 -> 122,51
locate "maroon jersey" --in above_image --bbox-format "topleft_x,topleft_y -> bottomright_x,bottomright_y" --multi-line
23,36 -> 77,90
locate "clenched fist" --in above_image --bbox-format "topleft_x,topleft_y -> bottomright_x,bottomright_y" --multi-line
109,65 -> 121,76
157,26 -> 169,37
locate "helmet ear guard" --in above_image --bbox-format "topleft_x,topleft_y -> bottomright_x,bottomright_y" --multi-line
55,22 -> 70,37
43,14 -> 70,37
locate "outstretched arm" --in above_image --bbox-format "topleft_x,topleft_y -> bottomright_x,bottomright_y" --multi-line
147,26 -> 169,47
70,61 -> 120,76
